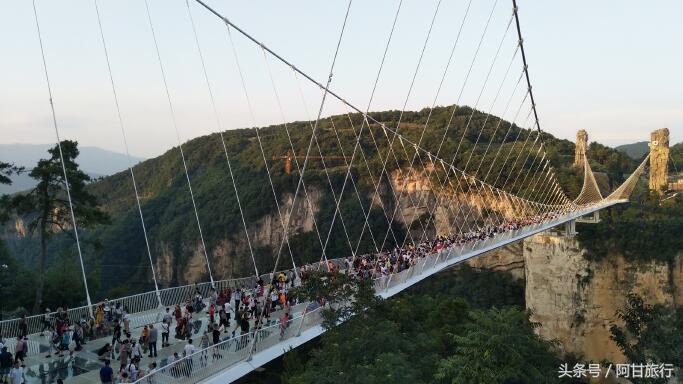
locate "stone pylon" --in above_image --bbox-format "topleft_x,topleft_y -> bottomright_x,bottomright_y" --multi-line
574,130 -> 588,167
649,128 -> 669,193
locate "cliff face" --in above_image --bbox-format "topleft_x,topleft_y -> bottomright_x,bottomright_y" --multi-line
468,230 -> 683,362
388,168 -> 519,240
524,232 -> 683,362
468,241 -> 525,280
154,187 -> 322,285
157,167 -> 521,285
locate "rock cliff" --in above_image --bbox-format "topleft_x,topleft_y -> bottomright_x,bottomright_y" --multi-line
154,187 -> 322,285
470,230 -> 682,363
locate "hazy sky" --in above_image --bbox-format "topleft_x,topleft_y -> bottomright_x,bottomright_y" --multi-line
1,0 -> 681,159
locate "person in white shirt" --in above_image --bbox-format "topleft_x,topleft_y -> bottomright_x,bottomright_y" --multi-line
223,301 -> 233,327
131,341 -> 143,361
161,321 -> 170,348
162,307 -> 172,325
183,339 -> 197,357
9,361 -> 25,384
126,360 -> 138,381
183,339 -> 197,377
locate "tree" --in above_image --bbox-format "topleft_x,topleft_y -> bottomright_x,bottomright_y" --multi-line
0,161 -> 23,186
0,161 -> 23,223
434,308 -> 560,384
290,270 -> 382,329
12,141 -> 109,313
281,349 -> 305,384
609,293 -> 683,384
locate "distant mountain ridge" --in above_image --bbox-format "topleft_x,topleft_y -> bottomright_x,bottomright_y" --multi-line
0,143 -> 144,194
615,141 -> 649,160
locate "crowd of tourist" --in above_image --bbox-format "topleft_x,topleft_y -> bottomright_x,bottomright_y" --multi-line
343,212 -> 560,281
0,211 -> 559,383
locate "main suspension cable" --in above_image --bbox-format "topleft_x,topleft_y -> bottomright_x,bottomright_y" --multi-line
93,0 -> 162,306
184,0 -> 260,279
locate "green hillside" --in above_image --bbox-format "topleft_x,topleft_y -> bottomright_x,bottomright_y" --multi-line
671,142 -> 683,170
2,105 -> 636,308
615,141 -> 649,160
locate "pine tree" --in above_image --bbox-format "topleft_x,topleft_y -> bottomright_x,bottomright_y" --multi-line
12,141 -> 109,313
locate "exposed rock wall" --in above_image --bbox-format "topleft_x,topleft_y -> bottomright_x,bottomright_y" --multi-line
456,229 -> 683,364
388,168 -> 519,241
467,241 -> 525,280
14,217 -> 26,239
154,187 -> 322,285
575,130 -> 588,167
649,128 -> 670,193
524,232 -> 683,362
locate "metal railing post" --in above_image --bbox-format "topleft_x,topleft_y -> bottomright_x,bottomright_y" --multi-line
295,308 -> 308,337
384,274 -> 393,291
245,329 -> 258,362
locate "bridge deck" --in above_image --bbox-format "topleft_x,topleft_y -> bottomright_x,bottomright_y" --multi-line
147,201 -> 622,384
0,201 -> 620,383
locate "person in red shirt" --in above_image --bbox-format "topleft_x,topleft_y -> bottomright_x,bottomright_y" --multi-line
208,304 -> 216,324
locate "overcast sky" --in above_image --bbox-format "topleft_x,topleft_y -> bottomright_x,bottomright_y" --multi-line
1,0 -> 681,159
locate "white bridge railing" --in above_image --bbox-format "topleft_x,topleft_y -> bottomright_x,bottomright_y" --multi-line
0,263 -> 342,345
133,202 -> 618,384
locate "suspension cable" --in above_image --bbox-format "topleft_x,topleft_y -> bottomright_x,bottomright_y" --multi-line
192,0 -> 571,233
268,0 -> 354,273
290,71 -> 356,260
260,51 -> 328,259
243,0 -> 355,359
32,0 -> 93,316
144,0 -> 214,286
511,0 -> 541,133
184,0 -> 260,278
94,0 -> 163,306
345,0 -> 404,254
223,24 -> 300,278
376,0 -> 443,250
394,0 -> 474,245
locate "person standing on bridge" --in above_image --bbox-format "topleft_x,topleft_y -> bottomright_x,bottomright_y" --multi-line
233,288 -> 242,315
8,360 -> 25,384
40,309 -> 53,335
122,307 -> 130,334
200,331 -> 210,365
12,337 -> 25,364
118,339 -> 130,371
147,324 -> 158,358
209,287 -> 218,308
223,299 -> 233,330
140,325 -> 149,355
161,309 -> 171,347
0,347 -> 12,383
183,339 -> 197,377
111,320 -> 121,359
17,316 -> 27,339
99,359 -> 114,384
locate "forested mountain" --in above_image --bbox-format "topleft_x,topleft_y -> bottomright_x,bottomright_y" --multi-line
1,105 -> 635,310
615,141 -> 649,160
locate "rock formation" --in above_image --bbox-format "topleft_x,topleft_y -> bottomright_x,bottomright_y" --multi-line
574,130 -> 588,167
468,230 -> 683,363
524,232 -> 682,362
649,128 -> 669,193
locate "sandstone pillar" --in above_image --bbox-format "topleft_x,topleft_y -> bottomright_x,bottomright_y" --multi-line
649,128 -> 669,193
574,130 -> 588,167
